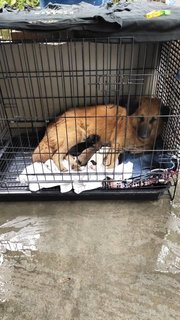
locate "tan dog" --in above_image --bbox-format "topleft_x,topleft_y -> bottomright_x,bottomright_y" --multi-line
32,97 -> 163,171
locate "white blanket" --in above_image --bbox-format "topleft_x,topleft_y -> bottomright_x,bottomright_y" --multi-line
17,147 -> 133,194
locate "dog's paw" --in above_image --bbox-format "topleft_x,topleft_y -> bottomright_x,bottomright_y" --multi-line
103,150 -> 118,168
104,159 -> 114,169
52,153 -> 69,172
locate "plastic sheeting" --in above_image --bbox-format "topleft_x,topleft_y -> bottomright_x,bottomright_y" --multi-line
0,1 -> 180,42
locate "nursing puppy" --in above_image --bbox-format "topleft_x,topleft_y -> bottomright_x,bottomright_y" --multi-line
32,97 -> 164,171
67,134 -> 102,168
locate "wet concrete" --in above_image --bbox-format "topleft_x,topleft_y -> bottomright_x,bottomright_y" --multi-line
0,194 -> 180,320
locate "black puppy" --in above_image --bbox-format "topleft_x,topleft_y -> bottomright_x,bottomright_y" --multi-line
67,134 -> 101,167
68,134 -> 101,157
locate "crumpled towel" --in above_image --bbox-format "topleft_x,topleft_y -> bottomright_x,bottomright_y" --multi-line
17,147 -> 133,194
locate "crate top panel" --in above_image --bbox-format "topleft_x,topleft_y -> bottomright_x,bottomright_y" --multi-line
0,1 -> 180,42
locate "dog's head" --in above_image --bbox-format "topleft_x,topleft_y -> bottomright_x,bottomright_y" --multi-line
131,97 -> 168,141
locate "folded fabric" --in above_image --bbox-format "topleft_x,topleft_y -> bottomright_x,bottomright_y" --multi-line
103,152 -> 178,189
121,151 -> 178,177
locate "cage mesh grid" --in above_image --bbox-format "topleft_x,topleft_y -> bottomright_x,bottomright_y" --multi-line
157,40 -> 180,157
0,31 -> 179,198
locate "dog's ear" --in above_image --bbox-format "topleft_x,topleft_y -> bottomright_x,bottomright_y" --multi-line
160,104 -> 171,122
127,99 -> 139,115
119,96 -> 139,115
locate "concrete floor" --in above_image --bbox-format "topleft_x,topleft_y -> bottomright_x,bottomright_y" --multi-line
0,193 -> 180,320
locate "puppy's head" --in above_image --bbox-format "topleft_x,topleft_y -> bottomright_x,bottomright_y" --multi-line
86,134 -> 101,146
132,97 -> 168,141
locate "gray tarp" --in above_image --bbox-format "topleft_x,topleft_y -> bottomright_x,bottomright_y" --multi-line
0,1 -> 180,42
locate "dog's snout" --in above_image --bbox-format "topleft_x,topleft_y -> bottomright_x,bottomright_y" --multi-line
138,124 -> 150,140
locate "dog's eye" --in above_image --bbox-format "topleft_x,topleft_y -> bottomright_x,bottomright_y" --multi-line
149,117 -> 157,124
139,116 -> 144,122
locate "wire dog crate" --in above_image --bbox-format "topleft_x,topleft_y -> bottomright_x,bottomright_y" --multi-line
0,27 -> 179,200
